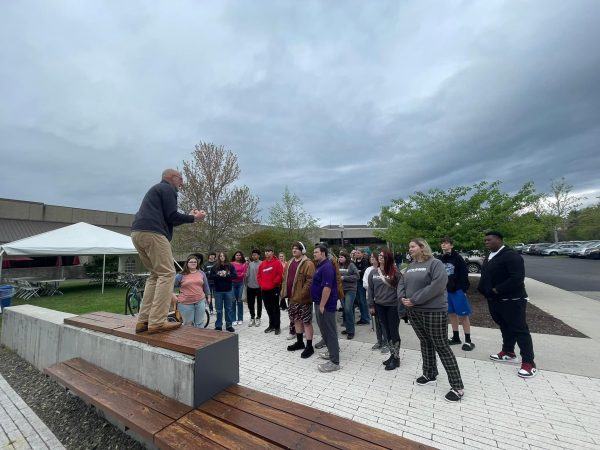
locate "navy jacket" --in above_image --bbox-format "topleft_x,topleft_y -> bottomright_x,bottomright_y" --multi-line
131,180 -> 194,241
478,247 -> 527,301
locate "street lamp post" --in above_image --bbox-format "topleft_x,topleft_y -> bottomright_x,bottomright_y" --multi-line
340,224 -> 344,248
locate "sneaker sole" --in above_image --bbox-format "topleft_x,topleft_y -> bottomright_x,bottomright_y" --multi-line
444,396 -> 463,403
518,369 -> 538,378
416,380 -> 437,386
489,356 -> 518,363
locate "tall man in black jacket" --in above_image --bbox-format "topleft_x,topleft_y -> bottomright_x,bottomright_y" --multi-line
479,231 -> 537,378
131,169 -> 206,334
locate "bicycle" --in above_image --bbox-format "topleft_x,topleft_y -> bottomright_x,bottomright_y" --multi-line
124,273 -> 146,316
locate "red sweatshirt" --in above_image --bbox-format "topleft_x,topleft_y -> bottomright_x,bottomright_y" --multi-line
257,257 -> 283,291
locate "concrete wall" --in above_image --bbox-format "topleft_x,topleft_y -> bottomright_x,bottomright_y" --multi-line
0,305 -> 195,405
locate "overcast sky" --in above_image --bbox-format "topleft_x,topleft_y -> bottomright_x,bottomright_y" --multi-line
1,1 -> 599,225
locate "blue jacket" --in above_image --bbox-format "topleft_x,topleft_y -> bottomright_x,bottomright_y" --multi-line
131,180 -> 194,241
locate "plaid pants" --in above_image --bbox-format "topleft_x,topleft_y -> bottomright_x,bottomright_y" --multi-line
408,309 -> 464,390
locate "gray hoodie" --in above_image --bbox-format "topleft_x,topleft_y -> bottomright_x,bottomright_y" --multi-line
368,269 -> 403,313
245,260 -> 261,289
339,262 -> 359,293
397,258 -> 448,312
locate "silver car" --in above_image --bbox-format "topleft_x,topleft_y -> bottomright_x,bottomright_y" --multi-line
541,244 -> 580,256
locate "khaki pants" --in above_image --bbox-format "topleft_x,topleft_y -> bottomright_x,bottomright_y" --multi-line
131,231 -> 175,328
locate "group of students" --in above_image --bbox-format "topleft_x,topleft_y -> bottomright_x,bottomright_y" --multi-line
172,231 -> 536,403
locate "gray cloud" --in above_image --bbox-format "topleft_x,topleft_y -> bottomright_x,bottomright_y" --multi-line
1,0 -> 599,225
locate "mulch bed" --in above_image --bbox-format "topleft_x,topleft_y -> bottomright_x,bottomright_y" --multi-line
0,346 -> 144,450
467,276 -> 587,338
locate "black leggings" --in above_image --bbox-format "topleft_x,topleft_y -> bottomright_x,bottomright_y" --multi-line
375,303 -> 401,343
246,287 -> 262,319
262,288 -> 280,329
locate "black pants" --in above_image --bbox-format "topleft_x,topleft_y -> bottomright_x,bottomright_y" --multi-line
262,288 -> 280,330
487,298 -> 535,363
375,303 -> 401,344
246,287 -> 262,319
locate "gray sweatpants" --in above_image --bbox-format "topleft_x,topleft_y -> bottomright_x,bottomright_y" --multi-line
316,307 -> 340,365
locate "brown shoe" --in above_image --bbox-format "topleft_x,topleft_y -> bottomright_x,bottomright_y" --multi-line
135,322 -> 148,333
147,321 -> 182,335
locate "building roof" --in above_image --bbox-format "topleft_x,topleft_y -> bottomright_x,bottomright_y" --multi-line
0,218 -> 131,245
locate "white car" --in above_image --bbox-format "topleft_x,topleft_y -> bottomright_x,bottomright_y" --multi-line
570,242 -> 600,258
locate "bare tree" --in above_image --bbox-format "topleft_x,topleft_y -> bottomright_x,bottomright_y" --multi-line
544,177 -> 585,242
174,142 -> 260,252
268,186 -> 319,241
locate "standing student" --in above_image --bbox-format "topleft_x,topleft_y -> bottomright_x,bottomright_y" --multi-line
202,252 -> 217,314
312,244 -> 340,372
353,248 -> 371,325
257,247 -> 284,335
245,249 -> 262,327
368,248 -> 402,370
399,238 -> 465,403
172,255 -> 211,328
282,242 -> 316,358
231,251 -> 248,325
440,238 -> 475,351
210,252 -> 237,333
364,253 -> 388,353
338,250 -> 359,340
131,168 -> 206,334
479,231 -> 537,378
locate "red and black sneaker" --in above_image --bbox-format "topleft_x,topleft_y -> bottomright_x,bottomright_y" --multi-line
518,362 -> 538,378
489,351 -> 517,362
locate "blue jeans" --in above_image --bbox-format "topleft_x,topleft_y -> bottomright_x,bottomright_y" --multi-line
356,284 -> 370,322
232,282 -> 244,321
214,290 -> 234,329
343,290 -> 357,335
178,300 -> 206,328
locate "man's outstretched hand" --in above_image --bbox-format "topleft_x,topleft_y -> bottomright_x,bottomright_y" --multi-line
191,209 -> 207,221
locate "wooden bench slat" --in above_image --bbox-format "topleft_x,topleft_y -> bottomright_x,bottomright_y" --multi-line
63,358 -> 192,420
176,409 -> 281,449
199,399 -> 336,450
155,422 -> 228,450
64,316 -> 127,332
225,385 -> 430,450
214,391 -> 383,450
45,363 -> 173,442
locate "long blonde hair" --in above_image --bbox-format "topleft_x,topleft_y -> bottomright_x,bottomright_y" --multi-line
410,238 -> 433,261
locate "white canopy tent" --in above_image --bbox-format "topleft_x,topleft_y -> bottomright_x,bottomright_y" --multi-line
0,222 -> 138,293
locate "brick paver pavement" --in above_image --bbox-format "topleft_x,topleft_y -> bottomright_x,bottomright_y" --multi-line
236,308 -> 600,450
0,375 -> 64,450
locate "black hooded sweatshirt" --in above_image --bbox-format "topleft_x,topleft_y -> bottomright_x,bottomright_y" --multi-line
439,250 -> 470,293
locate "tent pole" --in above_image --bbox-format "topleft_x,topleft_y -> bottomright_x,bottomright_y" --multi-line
102,254 -> 106,294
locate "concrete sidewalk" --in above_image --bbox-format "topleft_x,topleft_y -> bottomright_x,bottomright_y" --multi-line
0,375 -> 64,450
234,278 -> 600,449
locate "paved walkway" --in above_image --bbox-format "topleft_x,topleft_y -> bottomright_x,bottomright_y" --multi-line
0,375 -> 64,450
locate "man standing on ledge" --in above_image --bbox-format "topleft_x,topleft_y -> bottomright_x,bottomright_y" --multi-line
479,230 -> 537,378
131,169 -> 206,334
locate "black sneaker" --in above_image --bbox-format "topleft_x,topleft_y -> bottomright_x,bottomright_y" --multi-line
462,342 -> 475,351
445,389 -> 464,403
356,319 -> 369,325
347,334 -> 354,340
226,326 -> 235,332
287,341 -> 305,351
416,375 -> 437,386
300,346 -> 314,359
448,338 -> 462,345
341,330 -> 348,335
264,327 -> 274,333
214,327 -> 222,331
274,329 -> 281,335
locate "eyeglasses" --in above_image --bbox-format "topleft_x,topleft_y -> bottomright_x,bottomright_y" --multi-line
188,260 -> 198,264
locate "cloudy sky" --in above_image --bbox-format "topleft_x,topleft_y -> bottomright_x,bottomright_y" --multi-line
1,1 -> 599,225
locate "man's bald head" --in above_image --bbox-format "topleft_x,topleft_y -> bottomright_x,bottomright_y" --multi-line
162,169 -> 183,189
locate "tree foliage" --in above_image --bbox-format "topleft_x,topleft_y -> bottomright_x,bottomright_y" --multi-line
173,142 -> 260,253
371,181 -> 544,250
565,200 -> 600,240
237,227 -> 289,257
268,186 -> 319,243
539,177 -> 586,242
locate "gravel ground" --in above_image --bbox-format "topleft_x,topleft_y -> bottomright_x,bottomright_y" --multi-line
0,346 -> 145,450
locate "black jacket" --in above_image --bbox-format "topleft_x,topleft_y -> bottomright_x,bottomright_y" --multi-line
478,247 -> 527,300
440,250 -> 469,293
210,263 -> 238,293
354,257 -> 370,281
131,180 -> 194,241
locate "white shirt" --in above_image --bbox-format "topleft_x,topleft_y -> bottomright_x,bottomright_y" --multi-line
487,245 -> 505,261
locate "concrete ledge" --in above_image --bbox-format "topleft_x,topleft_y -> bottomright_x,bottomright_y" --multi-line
1,305 -> 195,405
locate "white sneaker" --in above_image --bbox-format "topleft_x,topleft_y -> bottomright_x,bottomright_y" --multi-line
256,318 -> 261,326
286,334 -> 296,340
319,351 -> 330,360
249,319 -> 255,327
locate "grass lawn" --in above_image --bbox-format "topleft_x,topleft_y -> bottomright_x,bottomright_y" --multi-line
0,280 -> 129,334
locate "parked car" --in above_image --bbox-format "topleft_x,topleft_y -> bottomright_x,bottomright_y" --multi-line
541,244 -> 580,256
529,243 -> 553,255
513,243 -> 525,253
570,242 -> 600,258
460,253 -> 483,273
587,247 -> 600,260
521,244 -> 534,254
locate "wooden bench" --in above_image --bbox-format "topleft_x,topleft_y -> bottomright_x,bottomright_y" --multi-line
46,358 -> 431,449
64,312 -> 239,406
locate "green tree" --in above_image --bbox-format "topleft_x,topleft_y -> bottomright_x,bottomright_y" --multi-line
371,181 -> 544,250
237,227 -> 290,257
268,186 -> 319,243
173,142 -> 260,253
540,177 -> 586,242
566,200 -> 600,240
